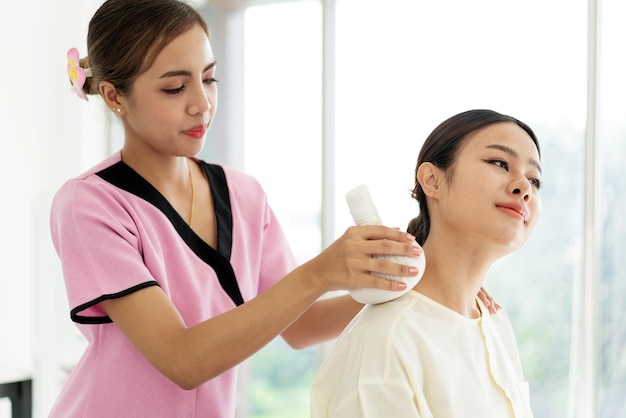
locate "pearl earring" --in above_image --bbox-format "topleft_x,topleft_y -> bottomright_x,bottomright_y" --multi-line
115,107 -> 121,113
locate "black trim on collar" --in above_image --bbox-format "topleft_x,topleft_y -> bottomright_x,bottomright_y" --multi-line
200,162 -> 233,262
96,160 -> 244,308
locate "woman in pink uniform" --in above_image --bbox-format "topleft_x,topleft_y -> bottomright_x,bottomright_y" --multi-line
50,1 -> 421,416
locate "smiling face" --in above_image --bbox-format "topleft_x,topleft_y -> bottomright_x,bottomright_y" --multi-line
117,24 -> 218,160
430,122 -> 542,254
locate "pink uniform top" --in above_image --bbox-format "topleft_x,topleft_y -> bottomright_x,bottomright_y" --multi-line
49,152 -> 297,417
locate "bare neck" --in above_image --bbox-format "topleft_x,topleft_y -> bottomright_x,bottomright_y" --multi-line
120,146 -> 192,200
413,233 -> 498,318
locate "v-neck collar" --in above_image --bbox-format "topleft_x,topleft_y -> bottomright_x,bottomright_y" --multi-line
96,159 -> 244,306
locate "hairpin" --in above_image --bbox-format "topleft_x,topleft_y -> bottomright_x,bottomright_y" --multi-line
67,48 -> 91,101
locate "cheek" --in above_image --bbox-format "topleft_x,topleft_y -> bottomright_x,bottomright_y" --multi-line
439,188 -> 474,222
531,193 -> 542,217
208,86 -> 218,111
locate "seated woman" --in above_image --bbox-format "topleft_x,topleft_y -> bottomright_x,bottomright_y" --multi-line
310,109 -> 540,418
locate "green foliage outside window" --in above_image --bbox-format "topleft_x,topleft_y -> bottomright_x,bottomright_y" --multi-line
249,339 -> 317,418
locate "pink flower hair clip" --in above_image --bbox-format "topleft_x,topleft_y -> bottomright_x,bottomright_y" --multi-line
67,48 -> 92,101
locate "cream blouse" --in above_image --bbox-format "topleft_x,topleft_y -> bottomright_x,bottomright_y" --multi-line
311,290 -> 533,418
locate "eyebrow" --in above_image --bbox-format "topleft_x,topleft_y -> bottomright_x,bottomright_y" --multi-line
486,144 -> 542,174
159,60 -> 217,79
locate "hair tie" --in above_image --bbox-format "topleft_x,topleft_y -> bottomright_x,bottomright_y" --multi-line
67,47 -> 90,101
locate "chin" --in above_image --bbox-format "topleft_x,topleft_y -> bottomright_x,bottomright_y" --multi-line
191,142 -> 206,156
493,233 -> 528,254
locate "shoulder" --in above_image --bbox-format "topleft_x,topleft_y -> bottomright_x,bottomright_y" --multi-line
484,307 -> 519,348
330,294 -> 420,363
199,161 -> 266,197
51,154 -> 148,235
52,153 -> 123,208
198,161 -> 273,219
479,296 -> 516,337
312,295 -> 423,411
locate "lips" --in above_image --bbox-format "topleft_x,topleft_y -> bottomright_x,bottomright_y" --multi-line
496,203 -> 528,223
183,125 -> 207,139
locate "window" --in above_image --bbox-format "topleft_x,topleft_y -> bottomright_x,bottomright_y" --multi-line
598,0 -> 626,416
242,1 -> 323,263
333,1 -> 585,417
233,0 -> 620,417
239,2 -> 322,418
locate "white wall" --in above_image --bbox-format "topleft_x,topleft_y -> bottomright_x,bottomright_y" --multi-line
0,1 -> 107,416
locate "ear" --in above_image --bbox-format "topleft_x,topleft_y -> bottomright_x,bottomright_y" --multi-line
99,81 -> 125,115
417,162 -> 444,199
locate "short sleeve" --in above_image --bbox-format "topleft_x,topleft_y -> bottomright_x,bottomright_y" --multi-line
50,178 -> 158,323
257,202 -> 297,293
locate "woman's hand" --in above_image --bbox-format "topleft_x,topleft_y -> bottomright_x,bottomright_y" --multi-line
478,287 -> 502,314
301,225 -> 422,293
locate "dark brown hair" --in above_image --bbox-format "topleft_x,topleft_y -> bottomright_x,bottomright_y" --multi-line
407,109 -> 540,245
79,0 -> 209,97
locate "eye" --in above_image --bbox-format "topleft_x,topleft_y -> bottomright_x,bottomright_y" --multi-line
529,177 -> 542,190
163,85 -> 185,95
487,159 -> 509,170
203,77 -> 219,85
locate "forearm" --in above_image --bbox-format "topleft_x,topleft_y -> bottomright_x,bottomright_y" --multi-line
103,225 -> 418,389
171,263 -> 328,387
281,294 -> 364,349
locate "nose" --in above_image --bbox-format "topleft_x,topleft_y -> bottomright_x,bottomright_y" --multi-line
187,82 -> 211,116
510,176 -> 532,202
